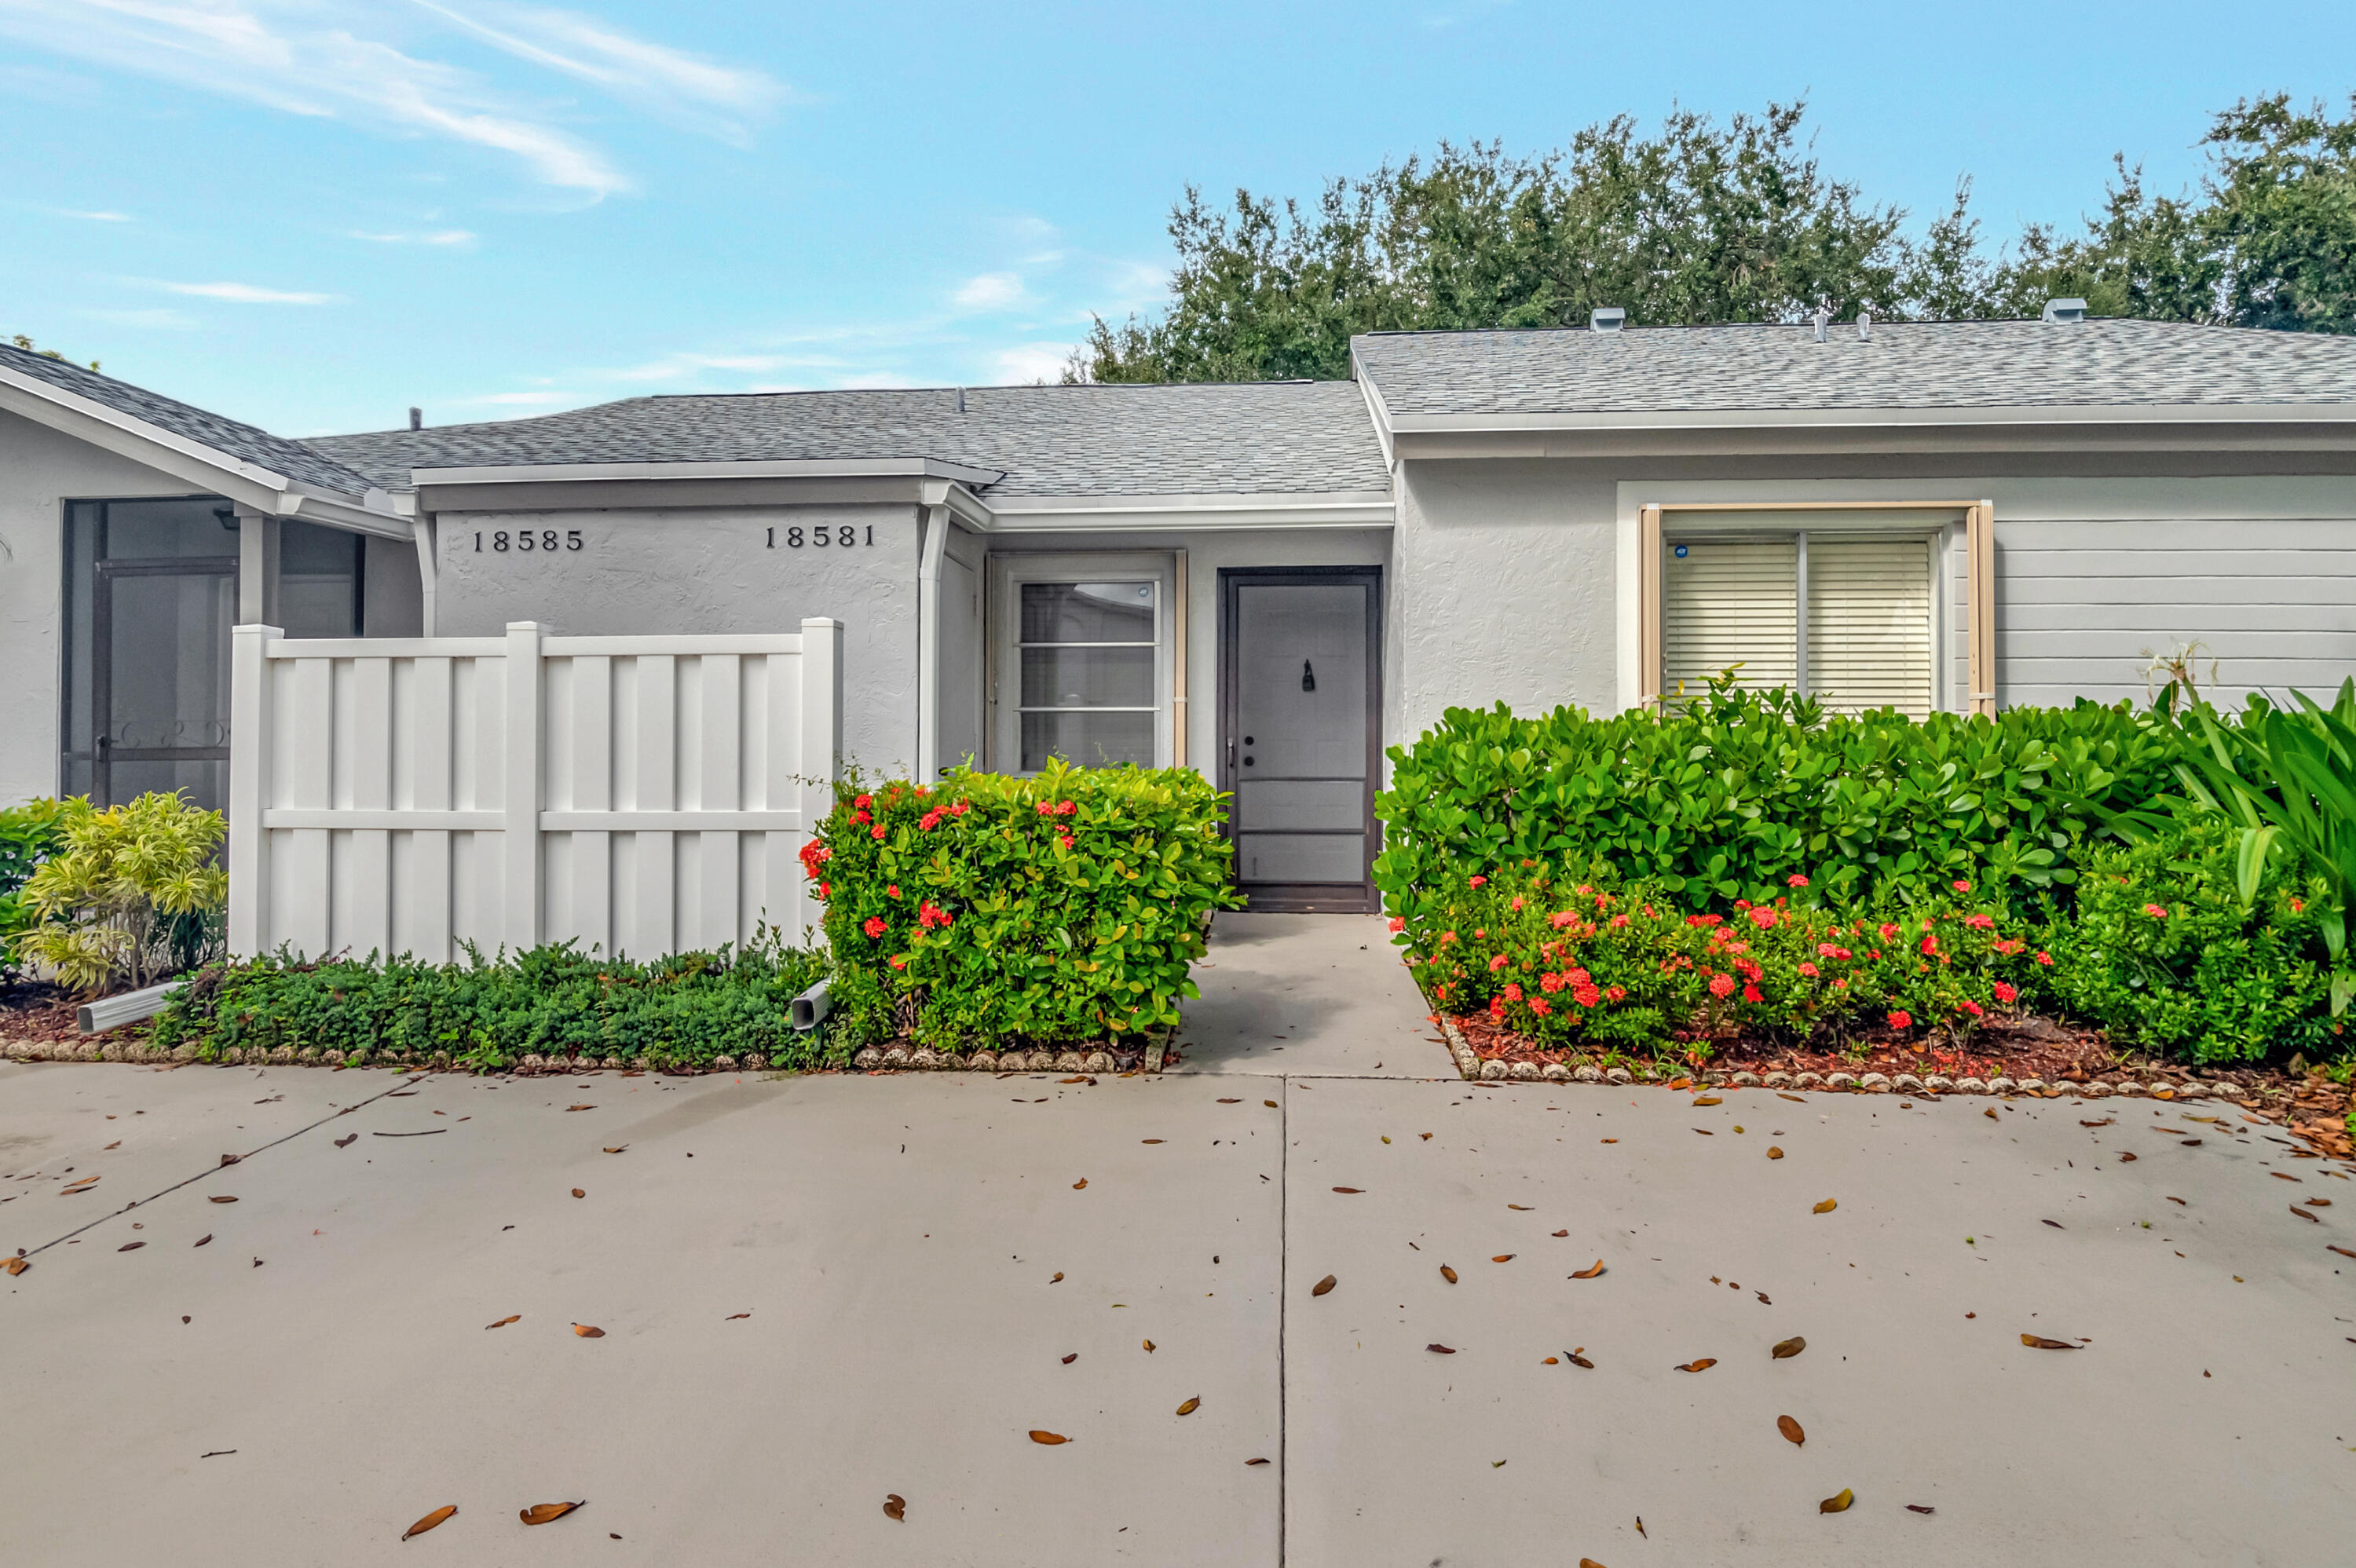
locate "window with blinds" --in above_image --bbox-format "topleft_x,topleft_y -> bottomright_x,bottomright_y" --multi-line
1661,532 -> 1934,717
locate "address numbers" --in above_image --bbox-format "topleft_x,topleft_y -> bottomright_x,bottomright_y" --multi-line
768,524 -> 874,548
474,530 -> 581,552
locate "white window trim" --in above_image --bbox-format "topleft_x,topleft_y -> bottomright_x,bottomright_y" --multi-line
986,552 -> 1176,775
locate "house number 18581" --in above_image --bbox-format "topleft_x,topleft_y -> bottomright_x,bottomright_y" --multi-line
769,525 -> 874,548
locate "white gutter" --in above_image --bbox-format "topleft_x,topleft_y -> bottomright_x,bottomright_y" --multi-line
979,491 -> 1396,532
1374,400 -> 2356,436
411,455 -> 1007,488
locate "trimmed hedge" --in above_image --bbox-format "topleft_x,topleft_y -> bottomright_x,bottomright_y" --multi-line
1374,682 -> 2180,930
810,759 -> 1238,1051
150,934 -> 831,1070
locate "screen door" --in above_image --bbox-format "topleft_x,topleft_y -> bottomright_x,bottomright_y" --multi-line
1220,568 -> 1381,912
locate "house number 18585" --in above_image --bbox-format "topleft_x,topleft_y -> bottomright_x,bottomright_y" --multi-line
769,525 -> 874,548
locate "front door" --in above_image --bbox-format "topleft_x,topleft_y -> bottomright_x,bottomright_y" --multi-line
1220,568 -> 1381,912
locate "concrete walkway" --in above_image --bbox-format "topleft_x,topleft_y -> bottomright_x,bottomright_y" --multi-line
4,1049 -> 2351,1565
1173,912 -> 1438,1077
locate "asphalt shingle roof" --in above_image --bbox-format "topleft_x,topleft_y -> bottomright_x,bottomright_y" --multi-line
1352,318 -> 2356,418
306,380 -> 1392,498
1,341 -> 374,495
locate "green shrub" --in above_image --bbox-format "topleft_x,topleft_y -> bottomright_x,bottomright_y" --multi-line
1396,862 -> 2043,1057
1374,681 -> 2182,932
0,797 -> 73,982
17,791 -> 226,994
809,759 -> 1239,1051
151,933 -> 831,1070
2037,820 -> 2340,1063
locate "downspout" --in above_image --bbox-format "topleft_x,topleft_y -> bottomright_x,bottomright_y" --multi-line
1170,549 -> 1187,769
412,514 -> 437,636
916,503 -> 949,780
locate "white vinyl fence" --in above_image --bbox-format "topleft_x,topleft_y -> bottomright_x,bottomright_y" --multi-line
227,619 -> 842,963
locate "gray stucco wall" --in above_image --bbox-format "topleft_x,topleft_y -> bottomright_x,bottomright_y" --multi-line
428,503 -> 921,773
0,408 -> 210,804
1392,459 -> 1619,746
362,532 -> 425,637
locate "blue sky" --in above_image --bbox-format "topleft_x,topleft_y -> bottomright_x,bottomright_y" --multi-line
3,0 -> 2353,437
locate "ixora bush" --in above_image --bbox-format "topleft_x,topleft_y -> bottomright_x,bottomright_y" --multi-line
152,934 -> 829,1070
1397,862 -> 2043,1057
809,760 -> 1238,1051
2039,819 -> 2341,1063
1374,681 -> 2180,932
16,791 -> 226,994
1,797 -> 73,983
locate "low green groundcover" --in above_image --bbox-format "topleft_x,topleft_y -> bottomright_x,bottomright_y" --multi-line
152,933 -> 831,1070
809,759 -> 1238,1052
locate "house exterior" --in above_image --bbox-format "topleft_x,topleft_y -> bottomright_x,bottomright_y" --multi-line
5,307 -> 2354,916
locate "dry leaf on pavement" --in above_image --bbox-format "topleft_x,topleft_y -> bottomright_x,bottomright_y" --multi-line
519,1501 -> 583,1525
1820,1488 -> 1854,1513
2020,1334 -> 2079,1350
1767,1146 -> 1784,1159
1674,1358 -> 1718,1372
1571,1260 -> 1606,1279
1029,1431 -> 1069,1445
1427,1343 -> 1456,1354
1440,1265 -> 1458,1284
883,1493 -> 905,1521
402,1504 -> 457,1540
485,1315 -> 520,1330
1771,1336 -> 1806,1359
1813,1199 -> 1838,1213
1176,1397 -> 1199,1416
572,1323 -> 605,1338
1778,1415 -> 1805,1446
1312,1274 -> 1337,1297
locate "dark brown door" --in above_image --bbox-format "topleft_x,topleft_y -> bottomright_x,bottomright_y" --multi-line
1219,567 -> 1381,912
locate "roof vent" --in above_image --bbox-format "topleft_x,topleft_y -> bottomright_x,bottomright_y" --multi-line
1812,302 -> 1831,342
2042,298 -> 2088,323
1589,306 -> 1626,333
1858,308 -> 1873,342
955,386 -> 966,413
408,406 -> 422,430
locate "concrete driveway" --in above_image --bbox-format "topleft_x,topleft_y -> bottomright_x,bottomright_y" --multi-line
3,1058 -> 2350,1566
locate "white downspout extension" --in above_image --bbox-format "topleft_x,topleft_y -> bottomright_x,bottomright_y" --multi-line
916,503 -> 949,781
1170,548 -> 1187,770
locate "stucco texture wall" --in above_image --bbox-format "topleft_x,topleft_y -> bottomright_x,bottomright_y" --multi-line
1392,459 -> 1617,746
429,503 -> 920,773
0,408 -> 208,805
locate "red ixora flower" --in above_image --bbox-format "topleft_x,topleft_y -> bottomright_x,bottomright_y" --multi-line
917,901 -> 953,930
1993,981 -> 2018,1003
1887,1010 -> 1914,1030
1530,997 -> 1553,1015
1741,983 -> 1764,1003
1488,953 -> 1510,972
1502,982 -> 1524,1002
815,882 -> 830,899
1469,875 -> 1487,887
1798,961 -> 1819,978
1787,873 -> 1809,888
1963,913 -> 1994,930
1878,923 -> 1901,941
918,809 -> 944,831
2035,950 -> 2054,966
798,840 -> 832,879
1952,879 -> 1972,893
2143,903 -> 2169,919
854,793 -> 873,810
871,823 -> 887,841
1707,973 -> 1736,1000
1747,905 -> 1779,930
1961,1000 -> 1984,1017
862,916 -> 887,939
1388,916 -> 1406,933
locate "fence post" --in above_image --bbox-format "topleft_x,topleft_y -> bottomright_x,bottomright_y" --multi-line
227,623 -> 282,958
503,622 -> 545,956
796,618 -> 843,935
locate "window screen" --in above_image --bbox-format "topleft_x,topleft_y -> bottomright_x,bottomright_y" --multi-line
1663,539 -> 1797,696
1015,581 -> 1158,771
1663,532 -> 1935,717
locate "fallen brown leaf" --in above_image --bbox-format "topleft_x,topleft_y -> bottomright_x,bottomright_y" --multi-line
118,1241 -> 145,1252
1050,1272 -> 1063,1283
1571,1259 -> 1607,1279
1675,1358 -> 1718,1372
1778,1414 -> 1805,1446
602,1146 -> 627,1154
2116,1152 -> 2137,1162
1427,1343 -> 1456,1354
219,1154 -> 239,1166
1565,1351 -> 1594,1368
1333,1186 -> 1363,1193
2,1257 -> 27,1276
335,1134 -> 357,1148
1767,1146 -> 1784,1159
1264,1099 -> 1279,1109
519,1501 -> 583,1526
61,1176 -> 100,1193
1777,1092 -> 1806,1103
485,1314 -> 521,1329
1694,1095 -> 1723,1106
1246,1457 -> 1270,1465
1142,1139 -> 1164,1145
2080,1118 -> 2113,1127
1312,1274 -> 1337,1296
193,1234 -> 210,1248
1906,1504 -> 1936,1515
1552,1228 -> 1569,1237
1692,1128 -> 1715,1136
1601,1137 -> 1618,1143
209,1195 -> 237,1204
883,1493 -> 905,1522
1813,1198 -> 1837,1213
1143,1340 -> 1155,1353
1820,1488 -> 1854,1514
1984,1108 -> 1999,1120
565,1104 -> 594,1112
1420,1132 -> 1432,1140
1771,1336 -> 1805,1359
104,1140 -> 120,1150
1176,1396 -> 1199,1416
2021,1334 -> 2078,1350
571,1188 -> 585,1199
2327,1245 -> 2356,1259
2043,1219 -> 2064,1229
1440,1264 -> 1459,1284
726,1313 -> 751,1321
1542,1356 -> 1560,1364
1492,1255 -> 1515,1263
572,1323 -> 605,1338
1029,1431 -> 1069,1445
1580,1559 -> 1608,1568
2290,1204 -> 2321,1223
2272,1171 -> 2303,1182
1061,1352 -> 1077,1364
1508,1203 -> 1532,1210
1072,1179 -> 1088,1190
1216,1098 -> 1241,1103
402,1504 -> 457,1540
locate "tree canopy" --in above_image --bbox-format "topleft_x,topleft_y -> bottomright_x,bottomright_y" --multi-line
1072,95 -> 2356,384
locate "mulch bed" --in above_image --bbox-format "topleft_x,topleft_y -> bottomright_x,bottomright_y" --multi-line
0,981 -> 143,1047
1444,1009 -> 2355,1164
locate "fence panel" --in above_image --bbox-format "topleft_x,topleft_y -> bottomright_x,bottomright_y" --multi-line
228,620 -> 842,963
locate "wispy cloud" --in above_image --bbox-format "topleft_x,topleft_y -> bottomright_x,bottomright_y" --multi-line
0,0 -> 768,196
351,228 -> 477,245
458,389 -> 580,404
60,207 -> 134,221
952,272 -> 1025,312
155,279 -> 337,304
412,2 -> 784,142
81,306 -> 199,329
994,343 -> 1075,385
